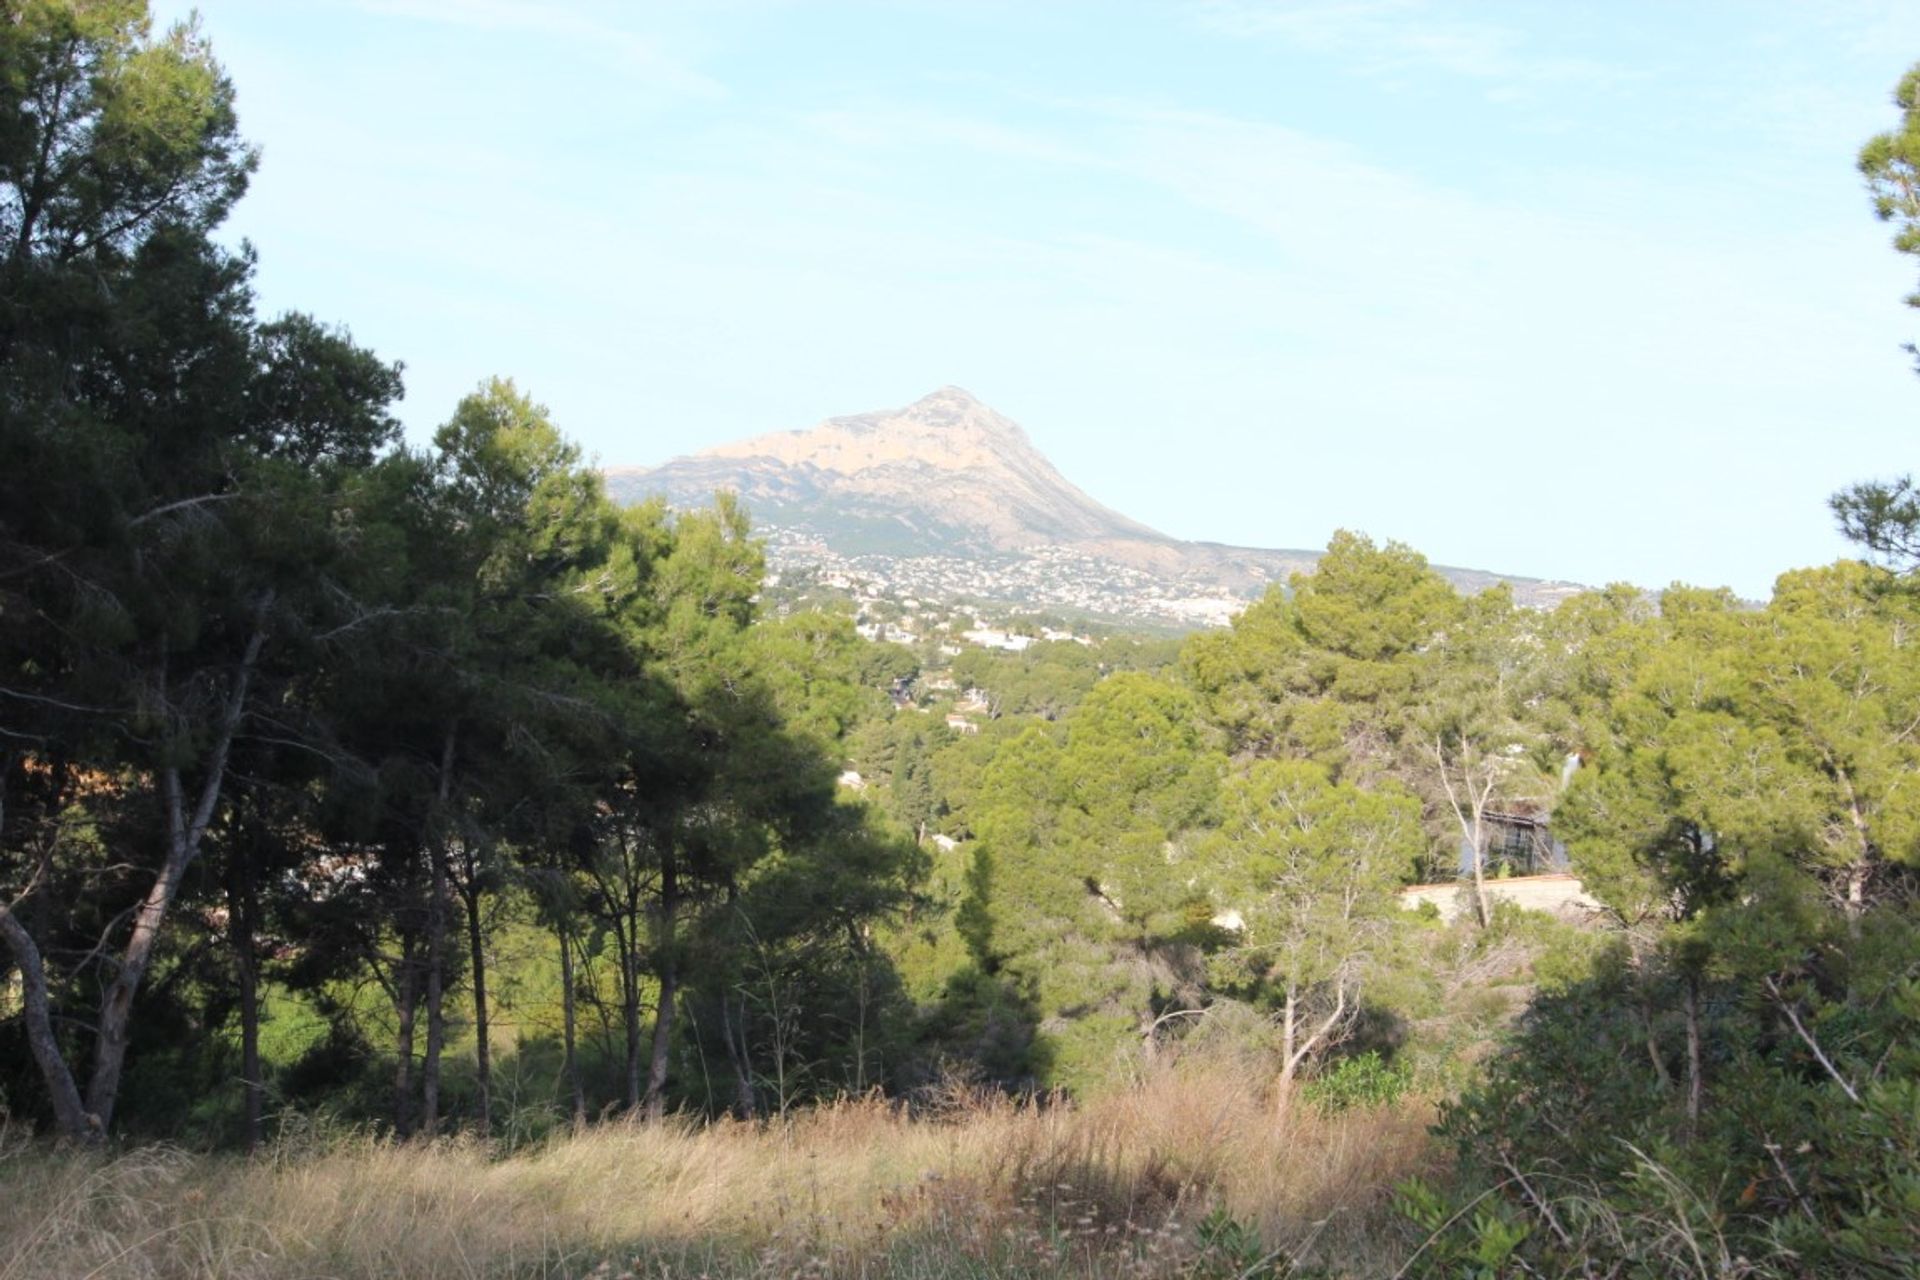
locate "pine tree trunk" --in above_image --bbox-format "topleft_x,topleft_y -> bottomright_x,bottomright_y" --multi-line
422,842 -> 448,1137
559,922 -> 585,1128
87,815 -> 190,1128
722,993 -> 756,1120
1470,827 -> 1491,927
462,850 -> 491,1136
26,757 -> 63,951
87,613 -> 268,1132
227,844 -> 264,1154
1275,988 -> 1298,1116
643,849 -> 679,1122
1833,758 -> 1874,925
0,775 -> 92,1142
621,922 -> 643,1112
421,728 -> 455,1137
1641,996 -> 1672,1092
0,908 -> 91,1141
393,934 -> 419,1138
1683,974 -> 1704,1136
644,968 -> 678,1121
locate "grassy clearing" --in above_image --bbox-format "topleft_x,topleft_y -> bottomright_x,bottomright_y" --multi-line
0,1068 -> 1438,1279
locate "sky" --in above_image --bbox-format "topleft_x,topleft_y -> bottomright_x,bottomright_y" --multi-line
153,0 -> 1920,599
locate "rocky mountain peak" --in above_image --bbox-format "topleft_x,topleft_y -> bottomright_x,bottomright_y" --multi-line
889,385 -> 1018,432
600,388 -> 1579,617
893,384 -> 982,417
609,387 -> 1161,555
701,387 -> 1042,477
915,387 -> 1035,450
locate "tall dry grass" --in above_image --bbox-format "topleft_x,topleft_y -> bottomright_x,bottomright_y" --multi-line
0,1068 -> 1438,1279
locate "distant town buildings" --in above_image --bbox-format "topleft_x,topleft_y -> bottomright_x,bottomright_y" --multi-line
756,525 -> 1260,631
961,628 -> 1033,651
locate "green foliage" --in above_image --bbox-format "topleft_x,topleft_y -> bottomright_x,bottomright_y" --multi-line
837,531 -> 1609,1102
1198,758 -> 1421,1086
1302,1050 -> 1412,1113
1182,530 -> 1463,776
1193,1206 -> 1280,1279
1396,1175 -> 1532,1279
957,674 -> 1223,1087
747,609 -> 893,746
0,2 -> 923,1143
1859,62 -> 1920,311
1834,60 -> 1920,565
1426,563 -> 1920,1276
951,640 -> 1099,720
0,1 -> 255,265
1291,530 -> 1463,665
1182,532 -> 1571,899
1429,928 -> 1920,1276
1555,565 -> 1920,931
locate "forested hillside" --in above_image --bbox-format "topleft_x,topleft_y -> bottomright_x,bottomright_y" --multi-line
4,7 -> 1920,1278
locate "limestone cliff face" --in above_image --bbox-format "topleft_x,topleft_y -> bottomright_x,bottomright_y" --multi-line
605,386 -> 1170,557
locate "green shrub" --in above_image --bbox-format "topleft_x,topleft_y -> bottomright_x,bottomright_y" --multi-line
1194,1205 -> 1281,1278
1302,1050 -> 1411,1113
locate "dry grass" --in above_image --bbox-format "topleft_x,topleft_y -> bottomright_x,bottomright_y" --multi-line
0,1069 -> 1439,1279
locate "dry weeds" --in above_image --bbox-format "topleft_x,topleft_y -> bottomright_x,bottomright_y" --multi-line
0,1068 -> 1438,1279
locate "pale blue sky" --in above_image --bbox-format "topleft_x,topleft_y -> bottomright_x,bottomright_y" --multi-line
158,0 -> 1920,597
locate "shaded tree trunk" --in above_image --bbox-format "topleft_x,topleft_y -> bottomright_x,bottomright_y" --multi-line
87,611 -> 269,1132
643,848 -> 679,1122
421,728 -> 456,1137
1829,755 -> 1875,925
393,932 -> 419,1138
0,907 -> 91,1141
1641,995 -> 1672,1092
644,967 -> 679,1121
592,840 -> 646,1114
26,757 -> 63,952
421,842 -> 448,1136
227,839 -> 264,1154
0,774 -> 92,1142
620,918 -> 643,1113
460,846 -> 491,1135
1683,974 -> 1704,1137
721,992 -> 756,1120
558,922 -> 585,1127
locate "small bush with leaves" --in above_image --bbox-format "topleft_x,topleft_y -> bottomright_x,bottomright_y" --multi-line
1302,1051 -> 1412,1114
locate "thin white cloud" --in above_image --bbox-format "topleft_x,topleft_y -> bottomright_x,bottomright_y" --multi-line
1188,0 -> 1632,94
801,108 -> 1103,171
350,0 -> 725,97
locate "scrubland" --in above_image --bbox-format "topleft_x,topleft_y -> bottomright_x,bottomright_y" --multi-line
0,1070 -> 1436,1280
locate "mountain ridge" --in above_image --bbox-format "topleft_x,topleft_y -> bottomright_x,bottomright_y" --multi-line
607,387 -> 1173,556
603,388 -> 1580,622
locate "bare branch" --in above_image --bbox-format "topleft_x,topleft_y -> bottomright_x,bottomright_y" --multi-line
1764,976 -> 1862,1105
